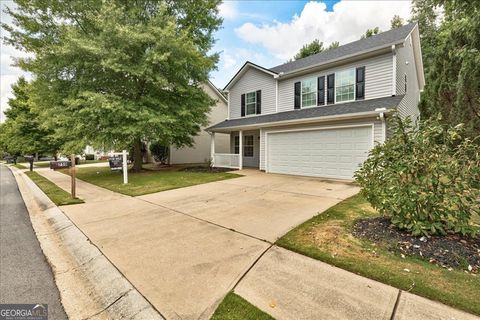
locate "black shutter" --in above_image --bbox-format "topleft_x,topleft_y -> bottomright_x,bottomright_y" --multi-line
317,76 -> 325,106
294,81 -> 301,109
356,66 -> 365,100
327,74 -> 335,104
256,90 -> 261,114
241,94 -> 245,117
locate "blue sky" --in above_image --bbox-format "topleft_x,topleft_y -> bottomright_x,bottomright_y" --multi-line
210,0 -> 412,89
1,1 -> 412,121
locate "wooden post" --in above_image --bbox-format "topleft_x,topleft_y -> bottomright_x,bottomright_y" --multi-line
71,154 -> 76,198
122,150 -> 128,184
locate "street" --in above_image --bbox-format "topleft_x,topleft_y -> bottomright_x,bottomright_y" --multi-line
0,165 -> 67,319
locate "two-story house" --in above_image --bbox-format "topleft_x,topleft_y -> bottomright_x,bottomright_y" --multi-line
207,23 -> 424,180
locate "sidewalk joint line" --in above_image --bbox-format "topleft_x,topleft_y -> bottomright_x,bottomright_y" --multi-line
58,206 -> 168,320
390,290 -> 402,320
139,198 -> 273,245
232,243 -> 274,291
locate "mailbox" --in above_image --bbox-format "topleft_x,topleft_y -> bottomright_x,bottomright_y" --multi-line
50,160 -> 72,170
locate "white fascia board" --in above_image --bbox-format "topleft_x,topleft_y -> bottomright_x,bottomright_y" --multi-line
224,62 -> 278,90
208,109 -> 393,133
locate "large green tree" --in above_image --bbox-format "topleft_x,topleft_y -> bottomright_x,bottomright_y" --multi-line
0,77 -> 62,157
412,0 -> 480,137
3,0 -> 222,171
293,39 -> 340,61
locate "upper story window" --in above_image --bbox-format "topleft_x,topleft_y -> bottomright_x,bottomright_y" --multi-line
335,68 -> 355,103
246,91 -> 256,115
301,78 -> 317,107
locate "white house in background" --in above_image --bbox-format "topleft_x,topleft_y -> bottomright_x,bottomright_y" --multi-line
207,23 -> 424,179
167,81 -> 230,164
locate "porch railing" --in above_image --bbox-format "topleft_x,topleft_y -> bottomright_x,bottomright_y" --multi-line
213,153 -> 240,169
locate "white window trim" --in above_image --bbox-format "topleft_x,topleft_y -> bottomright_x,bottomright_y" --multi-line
334,67 -> 356,104
243,135 -> 254,157
245,91 -> 257,116
300,77 -> 317,109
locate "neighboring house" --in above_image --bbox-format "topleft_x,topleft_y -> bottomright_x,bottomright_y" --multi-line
207,23 -> 424,179
167,81 -> 230,164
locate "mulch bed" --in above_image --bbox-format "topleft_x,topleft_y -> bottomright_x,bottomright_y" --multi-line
352,217 -> 480,272
179,166 -> 236,173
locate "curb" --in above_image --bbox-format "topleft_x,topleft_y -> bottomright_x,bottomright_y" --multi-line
8,166 -> 164,320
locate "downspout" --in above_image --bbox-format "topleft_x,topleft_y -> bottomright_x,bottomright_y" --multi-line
376,107 -> 387,143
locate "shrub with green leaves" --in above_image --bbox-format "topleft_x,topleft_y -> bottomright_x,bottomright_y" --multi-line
355,114 -> 480,236
149,142 -> 169,164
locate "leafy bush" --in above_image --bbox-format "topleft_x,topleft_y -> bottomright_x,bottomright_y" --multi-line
149,142 -> 169,164
85,154 -> 95,160
355,114 -> 480,236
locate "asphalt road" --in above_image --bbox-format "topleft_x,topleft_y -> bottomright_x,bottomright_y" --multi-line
0,165 -> 67,319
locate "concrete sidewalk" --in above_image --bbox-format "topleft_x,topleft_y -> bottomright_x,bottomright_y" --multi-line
31,168 -> 479,320
236,246 -> 478,320
35,168 -> 125,202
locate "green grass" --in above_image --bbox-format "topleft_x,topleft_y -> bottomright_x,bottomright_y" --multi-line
34,162 -> 51,168
211,292 -> 274,320
61,166 -> 240,196
276,194 -> 480,316
25,171 -> 84,206
13,163 -> 28,169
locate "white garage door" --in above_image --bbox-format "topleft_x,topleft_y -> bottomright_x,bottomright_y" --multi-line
267,126 -> 373,179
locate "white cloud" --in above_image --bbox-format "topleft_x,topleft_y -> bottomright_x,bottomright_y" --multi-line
235,0 -> 412,61
218,1 -> 238,20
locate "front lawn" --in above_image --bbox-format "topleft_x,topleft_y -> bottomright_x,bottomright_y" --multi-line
211,292 -> 274,320
276,194 -> 480,316
25,171 -> 84,206
13,163 -> 28,169
61,166 -> 240,196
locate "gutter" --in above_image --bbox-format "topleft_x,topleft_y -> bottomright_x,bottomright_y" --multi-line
207,108 -> 395,133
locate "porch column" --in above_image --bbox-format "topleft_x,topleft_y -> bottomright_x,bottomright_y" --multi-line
239,130 -> 243,170
210,132 -> 215,167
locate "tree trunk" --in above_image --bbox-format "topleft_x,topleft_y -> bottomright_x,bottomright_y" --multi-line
132,138 -> 143,172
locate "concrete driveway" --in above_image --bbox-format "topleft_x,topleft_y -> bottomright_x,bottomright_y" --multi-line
59,170 -> 358,319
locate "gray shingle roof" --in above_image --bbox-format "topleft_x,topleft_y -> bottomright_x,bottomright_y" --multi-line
208,95 -> 404,131
270,23 -> 416,74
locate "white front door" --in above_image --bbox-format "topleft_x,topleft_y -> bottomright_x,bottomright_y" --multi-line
267,126 -> 373,179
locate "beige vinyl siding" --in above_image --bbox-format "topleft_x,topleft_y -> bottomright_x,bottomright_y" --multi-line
395,36 -> 421,123
259,117 -> 383,170
169,83 -> 229,164
277,53 -> 393,113
229,68 -> 276,119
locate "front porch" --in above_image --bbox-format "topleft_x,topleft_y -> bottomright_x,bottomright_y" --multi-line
210,129 -> 260,170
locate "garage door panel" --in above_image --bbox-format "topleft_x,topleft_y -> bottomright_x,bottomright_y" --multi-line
267,126 -> 373,179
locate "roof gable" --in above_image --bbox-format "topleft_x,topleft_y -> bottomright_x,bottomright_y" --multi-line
223,61 -> 278,90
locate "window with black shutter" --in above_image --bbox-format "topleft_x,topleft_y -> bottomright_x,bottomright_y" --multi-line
317,76 -> 325,106
294,81 -> 301,109
256,90 -> 261,114
241,94 -> 246,117
355,66 -> 365,100
327,74 -> 335,104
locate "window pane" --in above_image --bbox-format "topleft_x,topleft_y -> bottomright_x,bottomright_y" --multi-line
246,103 -> 256,115
335,68 -> 355,103
246,92 -> 256,103
244,146 -> 253,157
302,78 -> 315,94
301,78 -> 316,107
